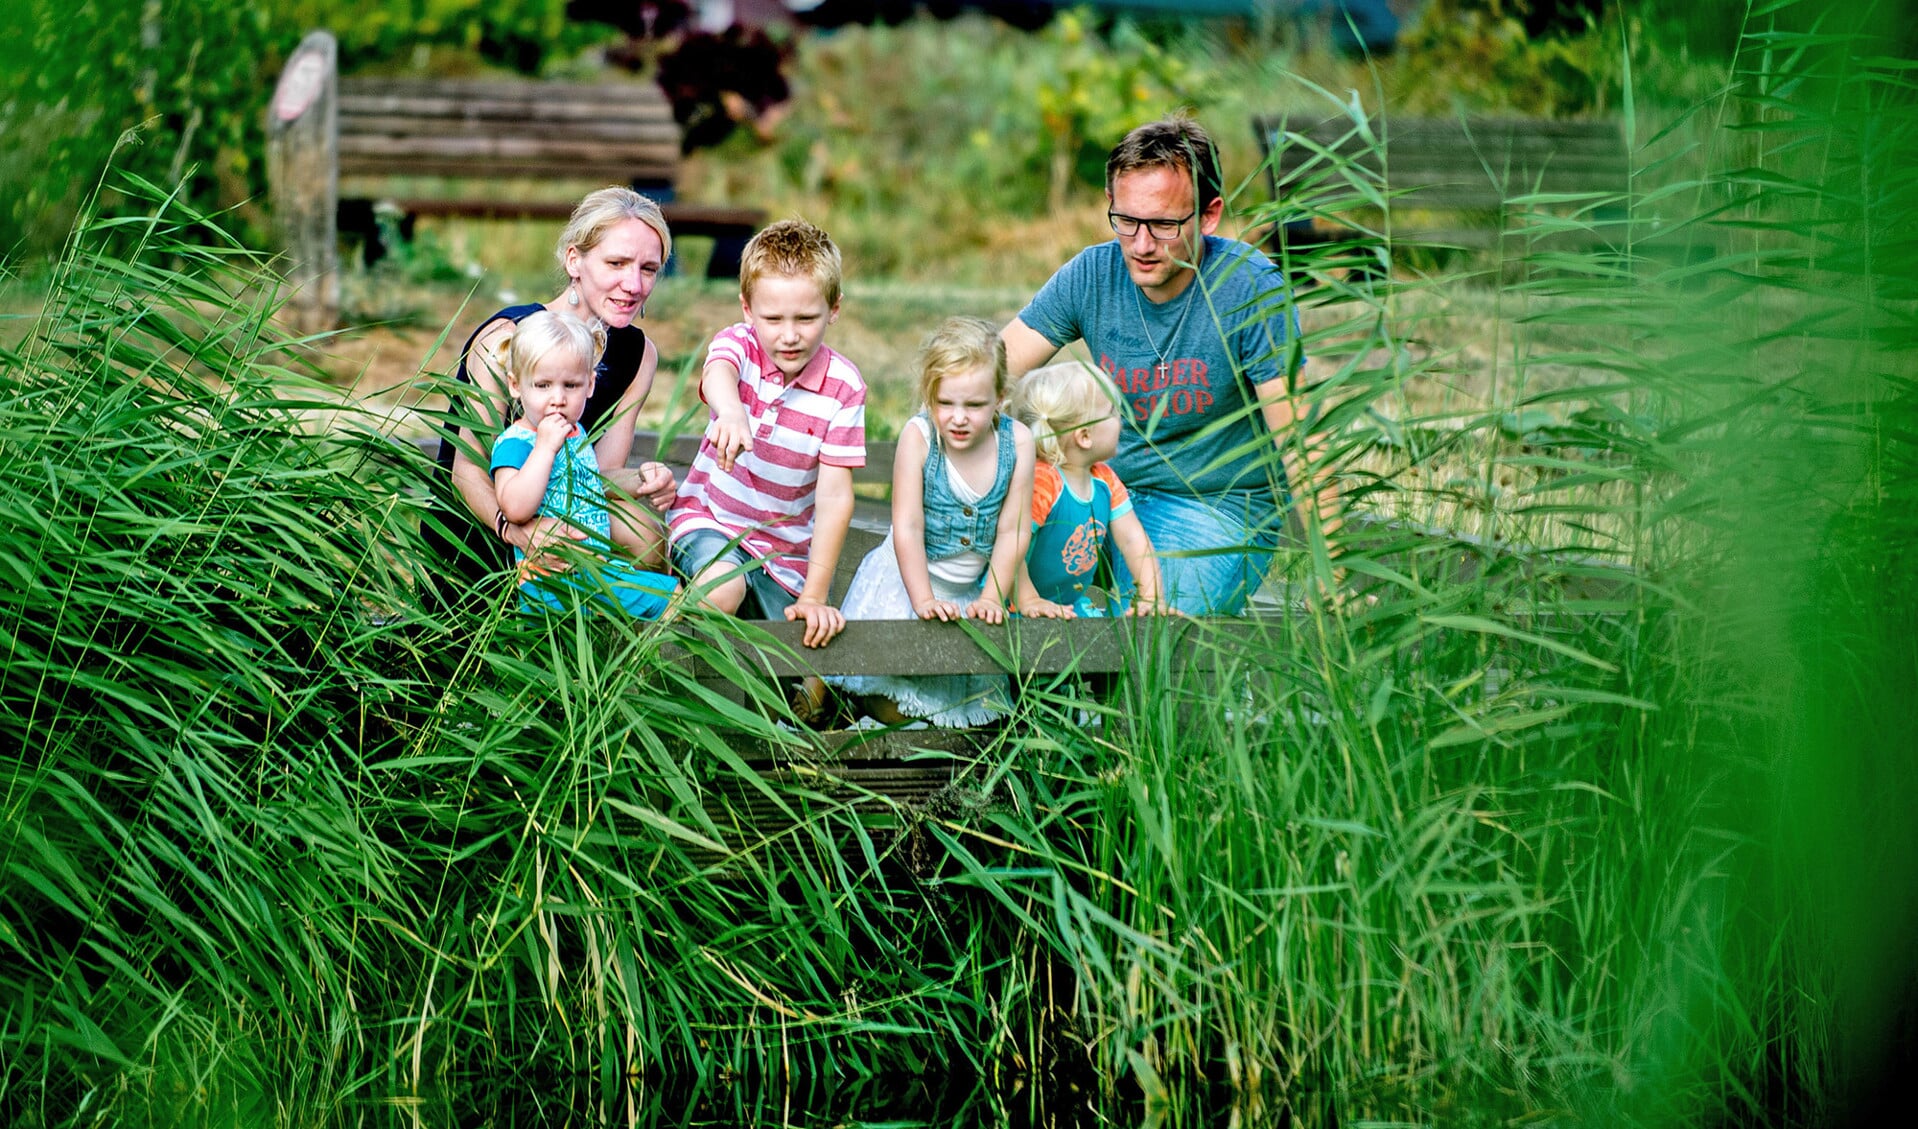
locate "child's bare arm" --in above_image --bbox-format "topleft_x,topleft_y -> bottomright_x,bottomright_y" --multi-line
1014,556 -> 1074,619
787,463 -> 853,648
969,422 -> 1035,624
701,359 -> 754,473
1108,509 -> 1168,615
889,427 -> 956,620
494,464 -> 546,525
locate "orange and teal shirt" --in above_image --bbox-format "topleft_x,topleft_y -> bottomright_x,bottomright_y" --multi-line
1026,460 -> 1133,612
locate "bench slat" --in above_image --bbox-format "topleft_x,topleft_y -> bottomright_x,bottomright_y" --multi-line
342,114 -> 678,146
339,134 -> 680,166
360,198 -> 763,235
1255,113 -> 1635,251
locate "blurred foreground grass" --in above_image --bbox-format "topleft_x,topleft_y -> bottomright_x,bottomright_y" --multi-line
3,5 -> 1915,1126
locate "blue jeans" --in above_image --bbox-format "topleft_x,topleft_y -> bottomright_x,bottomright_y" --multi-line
1112,488 -> 1283,616
671,529 -> 798,619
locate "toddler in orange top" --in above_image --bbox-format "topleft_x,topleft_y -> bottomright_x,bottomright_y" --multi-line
1011,361 -> 1165,617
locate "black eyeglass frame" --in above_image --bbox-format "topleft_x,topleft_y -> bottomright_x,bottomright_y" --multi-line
1107,209 -> 1197,241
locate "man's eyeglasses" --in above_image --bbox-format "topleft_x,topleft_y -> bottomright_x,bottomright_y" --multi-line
1108,210 -> 1195,241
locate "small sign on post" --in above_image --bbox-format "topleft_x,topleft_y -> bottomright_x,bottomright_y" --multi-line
267,31 -> 338,333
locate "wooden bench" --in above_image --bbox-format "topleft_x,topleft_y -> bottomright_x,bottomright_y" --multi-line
264,31 -> 764,333
335,76 -> 763,278
1251,114 -> 1632,262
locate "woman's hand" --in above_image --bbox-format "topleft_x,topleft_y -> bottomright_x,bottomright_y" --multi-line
913,597 -> 963,622
515,515 -> 589,571
634,460 -> 677,510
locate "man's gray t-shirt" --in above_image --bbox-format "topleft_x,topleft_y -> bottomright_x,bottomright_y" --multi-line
1017,234 -> 1297,498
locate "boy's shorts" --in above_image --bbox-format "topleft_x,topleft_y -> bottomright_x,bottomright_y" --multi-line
671,529 -> 798,620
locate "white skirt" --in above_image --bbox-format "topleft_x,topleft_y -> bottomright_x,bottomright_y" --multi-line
828,534 -> 1010,728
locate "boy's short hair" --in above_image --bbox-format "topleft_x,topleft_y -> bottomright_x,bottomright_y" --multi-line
739,219 -> 842,308
507,310 -> 604,389
556,187 -> 672,273
1106,110 -> 1223,214
1012,360 -> 1119,465
914,316 -> 1007,413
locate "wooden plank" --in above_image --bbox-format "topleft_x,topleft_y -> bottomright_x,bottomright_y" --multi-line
364,199 -> 762,233
338,135 -> 680,165
674,615 -> 1299,680
341,114 -> 678,145
343,76 -> 670,99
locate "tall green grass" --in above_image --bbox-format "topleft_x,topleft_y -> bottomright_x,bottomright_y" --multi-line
931,1 -> 1915,1125
3,2 -> 1914,1125
0,181 -> 1021,1124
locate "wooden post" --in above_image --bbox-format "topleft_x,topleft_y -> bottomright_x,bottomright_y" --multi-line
266,31 -> 338,334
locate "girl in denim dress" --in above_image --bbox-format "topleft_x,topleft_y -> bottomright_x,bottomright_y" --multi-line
828,318 -> 1035,727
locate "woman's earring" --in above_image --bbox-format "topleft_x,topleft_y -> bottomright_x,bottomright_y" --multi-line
568,285 -> 581,308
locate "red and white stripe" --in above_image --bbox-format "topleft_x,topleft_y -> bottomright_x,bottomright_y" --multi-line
669,323 -> 866,595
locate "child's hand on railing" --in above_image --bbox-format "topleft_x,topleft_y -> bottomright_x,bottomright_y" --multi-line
1124,592 -> 1172,617
913,596 -> 964,622
785,597 -> 845,648
964,597 -> 1007,625
1018,596 -> 1075,619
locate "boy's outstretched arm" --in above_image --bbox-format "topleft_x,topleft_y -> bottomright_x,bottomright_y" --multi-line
700,359 -> 754,473
788,463 -> 853,648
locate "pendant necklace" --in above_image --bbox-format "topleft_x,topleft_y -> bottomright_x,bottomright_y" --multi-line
1132,274 -> 1197,384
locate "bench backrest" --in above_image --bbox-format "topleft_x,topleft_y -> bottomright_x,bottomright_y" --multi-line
1256,115 -> 1628,212
338,77 -> 681,185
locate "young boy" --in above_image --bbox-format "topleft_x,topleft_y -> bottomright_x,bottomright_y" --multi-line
668,219 -> 865,649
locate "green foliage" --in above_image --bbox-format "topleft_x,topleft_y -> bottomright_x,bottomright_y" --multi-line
0,180 -> 1013,1124
0,1 -> 618,264
1035,8 -> 1202,209
2,2 -> 1914,1124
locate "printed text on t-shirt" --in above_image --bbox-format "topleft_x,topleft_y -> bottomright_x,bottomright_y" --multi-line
1100,353 -> 1214,419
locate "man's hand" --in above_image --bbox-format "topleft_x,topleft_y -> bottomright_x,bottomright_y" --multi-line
785,597 -> 845,648
709,409 -> 754,473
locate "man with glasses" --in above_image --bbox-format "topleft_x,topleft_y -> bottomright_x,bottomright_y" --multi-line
1001,112 -> 1340,615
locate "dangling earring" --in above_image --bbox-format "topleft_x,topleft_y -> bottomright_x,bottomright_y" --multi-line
568,284 -> 581,308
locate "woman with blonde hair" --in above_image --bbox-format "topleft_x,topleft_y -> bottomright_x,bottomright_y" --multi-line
427,187 -> 681,611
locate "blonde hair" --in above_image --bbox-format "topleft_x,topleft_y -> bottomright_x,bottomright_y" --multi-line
555,187 -> 672,274
914,316 -> 1007,415
739,218 -> 843,308
506,310 -> 605,395
1012,360 -> 1119,465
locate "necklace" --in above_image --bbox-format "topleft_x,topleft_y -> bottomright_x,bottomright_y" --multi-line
1131,276 -> 1197,384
